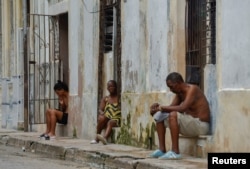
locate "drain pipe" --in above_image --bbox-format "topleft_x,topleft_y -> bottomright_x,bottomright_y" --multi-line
22,0 -> 29,132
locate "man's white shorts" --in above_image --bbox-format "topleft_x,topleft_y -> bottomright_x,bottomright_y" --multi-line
153,111 -> 209,136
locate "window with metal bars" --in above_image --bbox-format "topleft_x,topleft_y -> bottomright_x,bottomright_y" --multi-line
185,0 -> 216,89
102,1 -> 116,53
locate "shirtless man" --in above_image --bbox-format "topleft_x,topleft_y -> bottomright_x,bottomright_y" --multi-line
149,72 -> 210,159
39,80 -> 69,140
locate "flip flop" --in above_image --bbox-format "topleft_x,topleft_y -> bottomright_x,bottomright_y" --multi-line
148,149 -> 165,158
49,136 -> 56,141
96,134 -> 107,145
38,133 -> 46,138
90,140 -> 98,144
44,135 -> 56,141
158,151 -> 182,160
44,135 -> 50,140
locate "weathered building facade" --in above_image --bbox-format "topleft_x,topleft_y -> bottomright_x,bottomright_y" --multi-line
0,0 -> 250,153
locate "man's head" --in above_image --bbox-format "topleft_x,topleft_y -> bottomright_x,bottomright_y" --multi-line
166,72 -> 184,94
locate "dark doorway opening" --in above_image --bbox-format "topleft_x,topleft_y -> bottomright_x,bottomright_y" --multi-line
98,0 -> 121,108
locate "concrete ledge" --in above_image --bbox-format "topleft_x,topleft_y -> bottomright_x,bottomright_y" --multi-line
56,124 -> 68,137
0,130 -> 207,169
101,127 -> 120,143
179,134 -> 212,158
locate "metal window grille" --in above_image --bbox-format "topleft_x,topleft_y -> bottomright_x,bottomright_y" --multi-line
185,0 -> 216,89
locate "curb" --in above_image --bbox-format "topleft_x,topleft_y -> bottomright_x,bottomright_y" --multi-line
0,131 -> 207,169
3,136 -> 158,169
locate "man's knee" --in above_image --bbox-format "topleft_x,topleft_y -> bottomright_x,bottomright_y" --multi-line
168,111 -> 179,127
169,111 -> 178,119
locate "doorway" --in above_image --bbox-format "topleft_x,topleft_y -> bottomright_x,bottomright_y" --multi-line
28,13 -> 68,127
98,0 -> 121,106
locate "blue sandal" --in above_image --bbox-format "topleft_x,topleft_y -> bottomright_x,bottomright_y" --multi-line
148,149 -> 165,158
159,151 -> 182,160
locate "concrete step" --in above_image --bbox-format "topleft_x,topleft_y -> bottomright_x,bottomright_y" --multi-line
102,127 -> 212,158
179,134 -> 212,158
30,123 -> 68,138
55,124 -> 68,137
0,130 -> 208,169
101,127 -> 120,143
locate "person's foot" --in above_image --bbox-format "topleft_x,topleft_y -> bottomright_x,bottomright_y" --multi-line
38,133 -> 46,138
90,140 -> 99,144
96,134 -> 107,145
148,149 -> 165,158
158,150 -> 182,160
49,136 -> 56,140
38,133 -> 48,139
44,135 -> 56,141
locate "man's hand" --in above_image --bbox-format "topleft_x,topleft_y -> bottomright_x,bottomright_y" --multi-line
150,103 -> 160,116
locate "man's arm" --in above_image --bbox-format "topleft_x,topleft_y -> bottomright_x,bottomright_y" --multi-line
150,94 -> 181,116
160,86 -> 196,112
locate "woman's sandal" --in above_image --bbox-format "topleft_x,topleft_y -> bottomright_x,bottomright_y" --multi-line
96,134 -> 107,145
90,140 -> 98,144
38,133 -> 46,138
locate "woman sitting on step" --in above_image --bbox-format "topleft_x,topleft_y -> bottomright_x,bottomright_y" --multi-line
90,80 -> 121,145
39,80 -> 69,140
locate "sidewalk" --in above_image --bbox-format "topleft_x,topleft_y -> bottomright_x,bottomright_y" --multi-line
0,129 -> 207,169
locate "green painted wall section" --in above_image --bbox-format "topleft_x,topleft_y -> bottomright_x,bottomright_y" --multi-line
113,92 -> 171,149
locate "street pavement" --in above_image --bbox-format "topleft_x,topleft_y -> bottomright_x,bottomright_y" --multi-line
0,143 -> 95,169
0,129 -> 207,169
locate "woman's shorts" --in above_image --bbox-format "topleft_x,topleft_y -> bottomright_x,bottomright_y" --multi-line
57,112 -> 68,125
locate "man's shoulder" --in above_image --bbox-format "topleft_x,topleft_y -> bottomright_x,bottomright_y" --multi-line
187,84 -> 201,91
187,83 -> 198,87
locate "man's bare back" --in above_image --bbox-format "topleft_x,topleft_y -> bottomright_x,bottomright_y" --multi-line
178,84 -> 210,122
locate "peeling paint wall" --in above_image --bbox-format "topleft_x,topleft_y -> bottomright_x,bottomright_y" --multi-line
118,92 -> 173,149
209,90 -> 250,152
2,0 -> 250,154
217,0 -> 250,89
211,0 -> 250,152
119,0 -> 186,148
59,0 -> 100,139
122,0 -> 170,93
0,0 -> 24,129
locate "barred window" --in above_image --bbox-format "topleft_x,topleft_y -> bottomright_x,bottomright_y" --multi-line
185,0 -> 216,89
